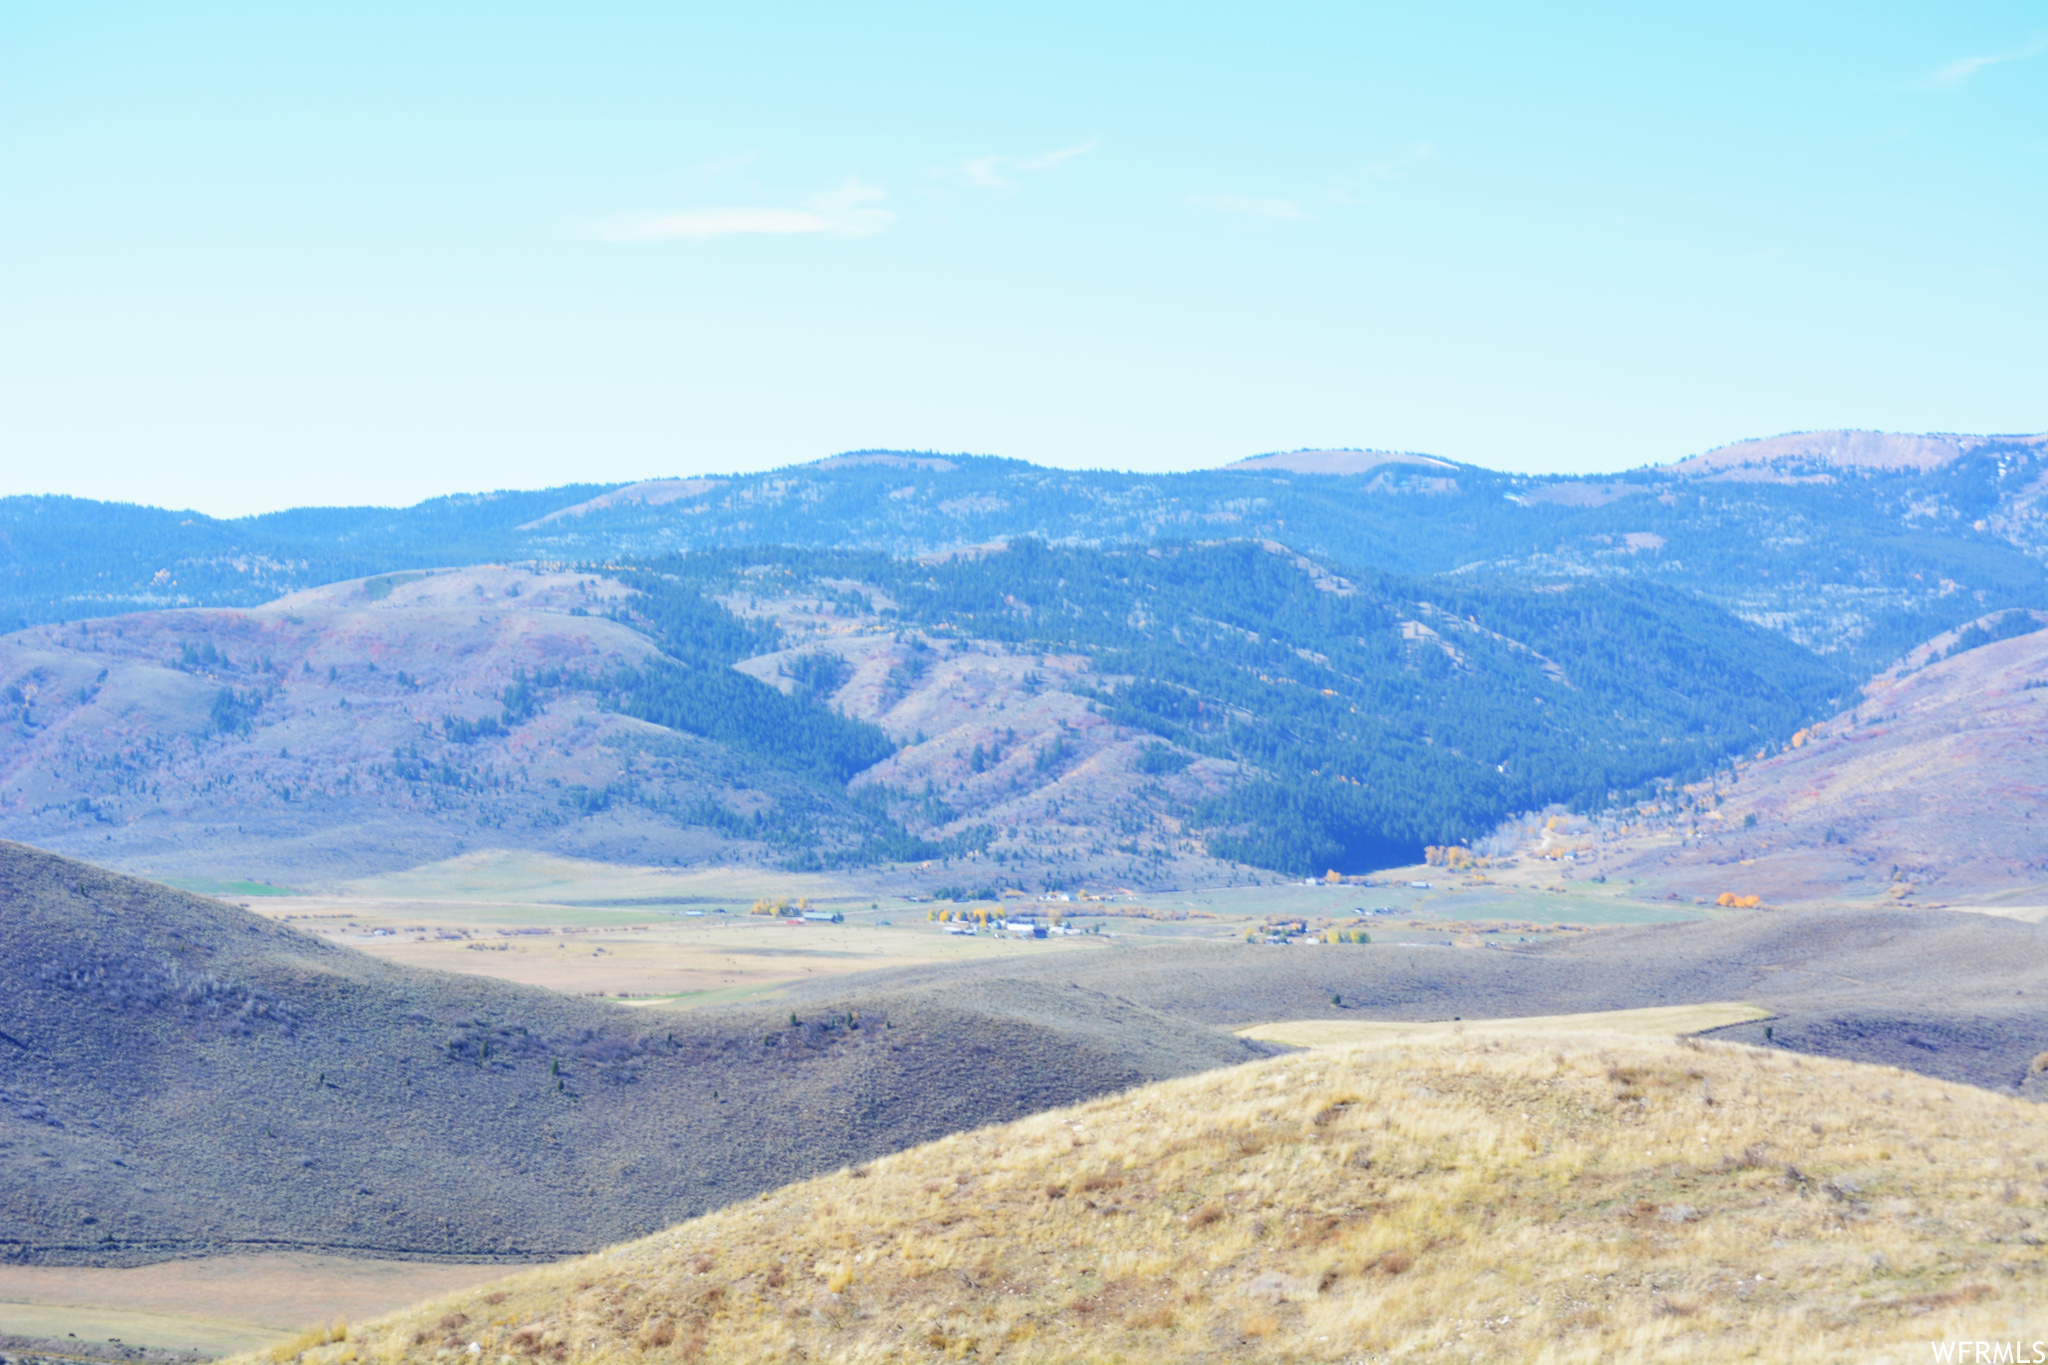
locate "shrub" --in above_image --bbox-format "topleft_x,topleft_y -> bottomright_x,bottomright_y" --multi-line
210,686 -> 265,736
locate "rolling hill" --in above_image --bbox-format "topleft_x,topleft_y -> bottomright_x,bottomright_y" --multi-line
277,1030 -> 2048,1364
0,566 -> 910,883
0,841 -> 1269,1267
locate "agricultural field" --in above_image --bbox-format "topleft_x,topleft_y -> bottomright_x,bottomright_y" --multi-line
205,848 -> 1723,1011
235,851 -> 1112,1008
0,1257 -> 503,1358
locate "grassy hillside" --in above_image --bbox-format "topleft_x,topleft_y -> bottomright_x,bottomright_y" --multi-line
291,1032 -> 2048,1364
0,841 -> 1266,1267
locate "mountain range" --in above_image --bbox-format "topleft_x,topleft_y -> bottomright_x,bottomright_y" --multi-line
0,542 -> 1840,884
8,428 -> 2047,676
3,428 -> 2045,887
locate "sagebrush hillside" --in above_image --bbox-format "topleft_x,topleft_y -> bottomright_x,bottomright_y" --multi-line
0,841 -> 1267,1266
0,566 -> 911,882
1590,617 -> 2048,910
293,1032 -> 2048,1364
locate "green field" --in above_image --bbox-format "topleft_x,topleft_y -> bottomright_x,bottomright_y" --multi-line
336,849 -> 874,908
159,877 -> 300,898
1031,876 -> 1715,949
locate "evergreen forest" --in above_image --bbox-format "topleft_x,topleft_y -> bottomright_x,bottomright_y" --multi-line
610,541 -> 1849,875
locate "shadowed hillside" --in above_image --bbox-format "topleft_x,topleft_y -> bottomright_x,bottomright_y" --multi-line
287,1032 -> 2048,1364
0,842 -> 1268,1267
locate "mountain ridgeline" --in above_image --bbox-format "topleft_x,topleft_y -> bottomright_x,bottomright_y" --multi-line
7,432 -> 2048,677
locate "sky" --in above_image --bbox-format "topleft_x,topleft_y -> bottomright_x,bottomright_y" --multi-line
2,3 -> 2044,518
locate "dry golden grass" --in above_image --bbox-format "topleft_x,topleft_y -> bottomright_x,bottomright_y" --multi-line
1236,1002 -> 1772,1049
252,1033 -> 2048,1364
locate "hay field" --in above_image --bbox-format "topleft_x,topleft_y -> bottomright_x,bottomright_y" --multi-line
0,1257 -> 505,1357
247,904 -> 1104,1006
246,850 -> 1108,1005
1237,1002 -> 1773,1049
271,1033 -> 2047,1364
1162,876 -> 1710,929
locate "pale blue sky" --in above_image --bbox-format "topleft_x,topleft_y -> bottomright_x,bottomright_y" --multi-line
3,3 -> 2044,516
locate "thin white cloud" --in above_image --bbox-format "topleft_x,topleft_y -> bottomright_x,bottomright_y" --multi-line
956,155 -> 1014,190
1189,194 -> 1307,221
589,180 -> 894,242
1018,137 -> 1100,171
936,138 -> 1099,191
1923,35 -> 2045,87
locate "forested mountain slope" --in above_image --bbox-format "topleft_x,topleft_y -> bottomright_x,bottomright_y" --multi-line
650,540 -> 1845,878
7,430 -> 2046,676
0,543 -> 1840,883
